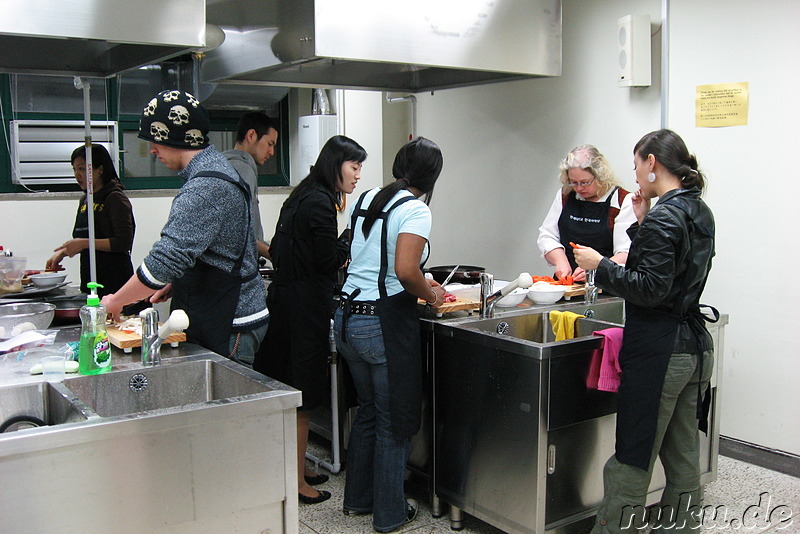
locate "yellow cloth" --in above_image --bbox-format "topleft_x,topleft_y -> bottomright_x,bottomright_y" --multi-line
550,310 -> 585,341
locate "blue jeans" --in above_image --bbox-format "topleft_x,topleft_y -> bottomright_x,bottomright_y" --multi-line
334,309 -> 411,532
228,319 -> 268,368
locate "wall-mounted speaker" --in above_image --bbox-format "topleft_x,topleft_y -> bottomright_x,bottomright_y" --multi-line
617,14 -> 651,87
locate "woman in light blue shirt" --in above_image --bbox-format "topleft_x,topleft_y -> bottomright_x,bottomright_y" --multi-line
335,137 -> 444,533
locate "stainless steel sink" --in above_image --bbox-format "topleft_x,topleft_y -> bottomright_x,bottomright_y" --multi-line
63,359 -> 273,417
0,355 -> 302,533
556,298 -> 625,324
0,381 -> 89,432
460,298 -> 625,345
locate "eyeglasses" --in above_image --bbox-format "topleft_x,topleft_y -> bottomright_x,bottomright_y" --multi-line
567,177 -> 596,188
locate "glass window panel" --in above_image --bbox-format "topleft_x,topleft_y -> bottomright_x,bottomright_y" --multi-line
11,75 -> 106,115
122,129 -> 282,179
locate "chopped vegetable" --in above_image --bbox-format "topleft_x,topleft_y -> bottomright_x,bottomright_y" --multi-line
532,274 -> 574,286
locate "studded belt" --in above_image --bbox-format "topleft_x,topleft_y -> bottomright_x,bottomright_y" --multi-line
339,299 -> 377,316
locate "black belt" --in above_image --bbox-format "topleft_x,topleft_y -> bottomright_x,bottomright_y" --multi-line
339,299 -> 377,316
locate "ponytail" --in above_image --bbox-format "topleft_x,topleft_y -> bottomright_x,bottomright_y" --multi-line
361,137 -> 443,238
680,154 -> 705,190
362,180 -> 409,237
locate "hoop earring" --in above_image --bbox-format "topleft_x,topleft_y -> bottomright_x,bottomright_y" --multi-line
647,172 -> 656,183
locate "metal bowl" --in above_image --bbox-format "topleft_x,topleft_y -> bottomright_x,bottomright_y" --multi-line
0,302 -> 56,339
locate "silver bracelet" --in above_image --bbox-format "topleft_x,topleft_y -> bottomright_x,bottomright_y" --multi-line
428,288 -> 437,305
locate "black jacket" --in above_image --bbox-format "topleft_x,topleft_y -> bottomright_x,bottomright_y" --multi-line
596,187 -> 715,354
270,185 -> 349,284
255,184 -> 349,409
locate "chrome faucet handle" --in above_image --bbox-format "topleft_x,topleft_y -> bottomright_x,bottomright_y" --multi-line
480,272 -> 533,318
139,308 -> 160,366
479,272 -> 495,318
585,270 -> 598,306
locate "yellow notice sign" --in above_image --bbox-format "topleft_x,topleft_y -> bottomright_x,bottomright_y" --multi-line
696,82 -> 749,127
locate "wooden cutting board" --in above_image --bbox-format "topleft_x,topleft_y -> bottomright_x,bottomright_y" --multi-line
418,297 -> 480,314
563,284 -> 586,299
415,285 -> 593,312
107,324 -> 186,351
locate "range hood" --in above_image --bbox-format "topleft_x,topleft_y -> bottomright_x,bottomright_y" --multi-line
202,0 -> 562,93
0,0 -> 206,77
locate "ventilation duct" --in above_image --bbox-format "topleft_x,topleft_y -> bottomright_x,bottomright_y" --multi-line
0,0 -> 206,77
201,0 -> 561,93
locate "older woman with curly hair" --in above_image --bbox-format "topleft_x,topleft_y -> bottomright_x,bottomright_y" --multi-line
537,144 -> 636,282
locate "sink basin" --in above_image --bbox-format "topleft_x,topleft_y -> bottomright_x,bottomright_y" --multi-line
63,359 -> 273,417
558,298 -> 625,324
464,314 -> 610,343
0,356 -> 302,533
466,312 -> 551,342
0,381 -> 88,433
462,304 -> 624,344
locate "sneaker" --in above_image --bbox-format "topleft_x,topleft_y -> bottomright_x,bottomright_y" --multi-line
405,498 -> 418,524
374,499 -> 418,533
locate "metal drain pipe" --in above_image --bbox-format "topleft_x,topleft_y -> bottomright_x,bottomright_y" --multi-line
385,93 -> 417,139
305,320 -> 343,474
661,0 -> 670,129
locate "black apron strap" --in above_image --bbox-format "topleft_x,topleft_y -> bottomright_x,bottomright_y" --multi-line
170,170 -> 254,356
378,195 -> 417,298
195,171 -> 253,278
662,196 -> 716,433
338,287 -> 362,341
350,190 -> 370,233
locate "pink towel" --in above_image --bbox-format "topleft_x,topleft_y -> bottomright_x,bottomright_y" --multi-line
586,327 -> 624,392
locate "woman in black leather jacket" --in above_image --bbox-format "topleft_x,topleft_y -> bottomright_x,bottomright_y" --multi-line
574,130 -> 715,534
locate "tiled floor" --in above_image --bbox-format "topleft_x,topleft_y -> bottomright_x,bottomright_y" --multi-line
300,439 -> 800,534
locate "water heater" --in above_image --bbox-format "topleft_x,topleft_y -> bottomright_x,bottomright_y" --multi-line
296,115 -> 338,185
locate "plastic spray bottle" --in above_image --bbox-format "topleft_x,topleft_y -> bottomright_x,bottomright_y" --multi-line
78,282 -> 111,375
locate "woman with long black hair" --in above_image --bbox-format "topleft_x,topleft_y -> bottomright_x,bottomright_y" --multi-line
334,137 -> 445,533
254,135 -> 367,505
574,129 -> 716,533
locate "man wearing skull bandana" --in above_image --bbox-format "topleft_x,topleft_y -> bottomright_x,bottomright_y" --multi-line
101,90 -> 268,366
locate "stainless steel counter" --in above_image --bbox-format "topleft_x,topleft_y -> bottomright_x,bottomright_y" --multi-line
0,325 -> 302,534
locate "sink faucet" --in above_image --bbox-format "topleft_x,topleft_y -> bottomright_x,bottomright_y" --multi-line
140,308 -> 160,366
479,272 -> 496,318
140,309 -> 190,366
480,272 -> 534,318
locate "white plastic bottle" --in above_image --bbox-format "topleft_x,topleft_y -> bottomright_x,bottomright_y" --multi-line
78,282 -> 111,375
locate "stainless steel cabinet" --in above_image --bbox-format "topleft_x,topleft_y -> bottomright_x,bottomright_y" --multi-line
431,299 -> 726,534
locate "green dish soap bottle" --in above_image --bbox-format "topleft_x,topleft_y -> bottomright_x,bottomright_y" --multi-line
78,282 -> 111,375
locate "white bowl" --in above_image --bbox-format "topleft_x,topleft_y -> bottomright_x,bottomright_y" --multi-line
527,283 -> 566,305
496,287 -> 529,307
29,272 -> 67,289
